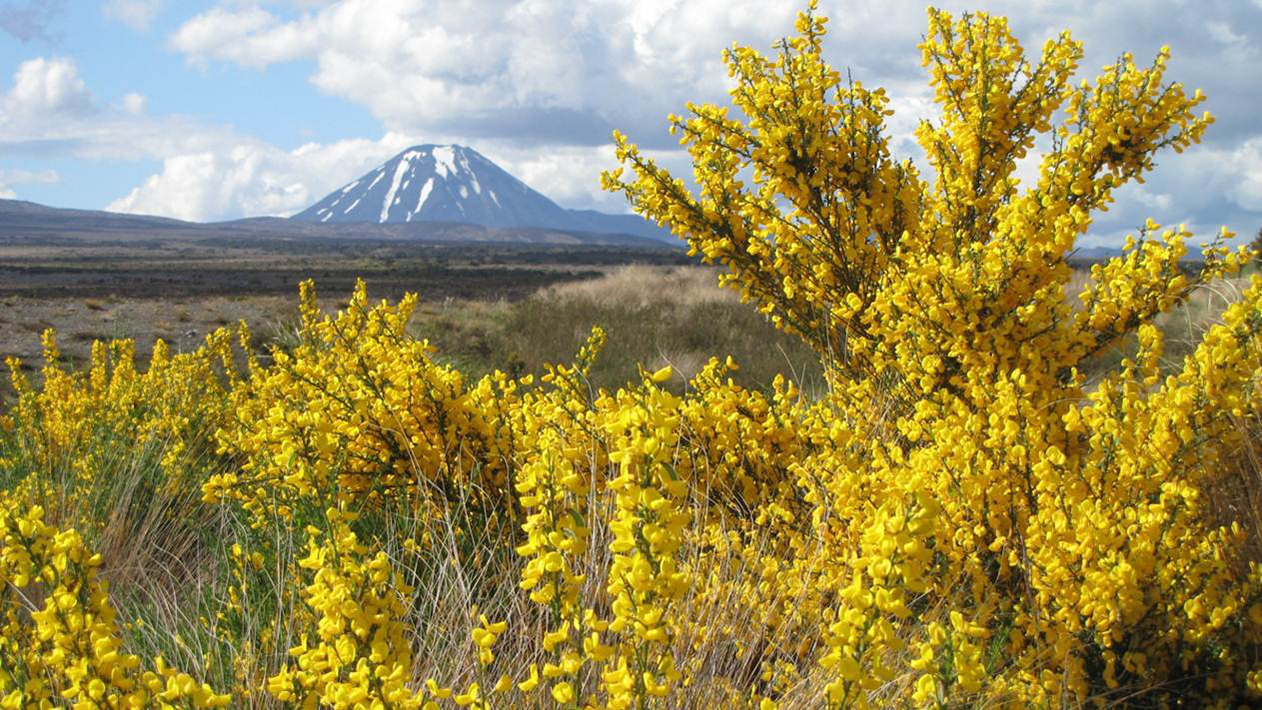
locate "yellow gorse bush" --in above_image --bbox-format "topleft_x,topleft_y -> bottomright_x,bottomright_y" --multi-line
4,328 -> 238,494
3,4 -> 1262,707
0,503 -> 230,708
204,280 -> 526,527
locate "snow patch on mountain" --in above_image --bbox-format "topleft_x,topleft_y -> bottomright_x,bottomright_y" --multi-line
409,178 -> 434,221
381,157 -> 412,222
432,146 -> 456,179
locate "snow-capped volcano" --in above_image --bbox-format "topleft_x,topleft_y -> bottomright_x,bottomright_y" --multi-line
292,144 -> 668,242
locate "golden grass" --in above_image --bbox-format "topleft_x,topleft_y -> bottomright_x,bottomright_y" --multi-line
539,265 -> 739,309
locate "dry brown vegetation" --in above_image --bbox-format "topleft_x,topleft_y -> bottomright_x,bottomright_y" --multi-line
408,264 -> 825,394
6,253 -> 1250,407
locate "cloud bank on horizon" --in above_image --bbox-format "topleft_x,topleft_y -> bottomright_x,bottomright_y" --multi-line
0,0 -> 1258,246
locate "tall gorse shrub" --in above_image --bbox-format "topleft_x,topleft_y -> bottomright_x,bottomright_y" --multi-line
604,3 -> 1262,704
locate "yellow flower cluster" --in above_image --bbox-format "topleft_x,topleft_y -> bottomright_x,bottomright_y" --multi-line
817,493 -> 939,708
205,279 -> 524,529
267,508 -> 436,709
4,4 -> 1262,708
4,327 -> 238,499
0,502 -> 229,708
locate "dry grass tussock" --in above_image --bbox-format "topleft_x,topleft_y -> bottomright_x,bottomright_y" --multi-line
413,264 -> 824,395
539,265 -> 740,309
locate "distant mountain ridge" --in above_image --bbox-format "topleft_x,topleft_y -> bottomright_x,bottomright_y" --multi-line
0,198 -> 670,248
292,144 -> 671,242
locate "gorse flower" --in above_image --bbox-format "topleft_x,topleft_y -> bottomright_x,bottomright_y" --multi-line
4,3 -> 1262,707
0,504 -> 231,708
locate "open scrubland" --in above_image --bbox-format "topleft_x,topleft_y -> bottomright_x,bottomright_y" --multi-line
7,6 -> 1262,709
0,238 -> 688,401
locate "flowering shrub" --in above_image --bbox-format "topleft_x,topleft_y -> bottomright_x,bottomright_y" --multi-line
605,6 -> 1262,703
0,503 -> 230,707
3,328 -> 238,498
204,280 -> 526,528
4,4 -> 1262,707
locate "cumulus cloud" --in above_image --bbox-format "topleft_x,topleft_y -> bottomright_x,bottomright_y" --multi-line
473,141 -> 692,214
1130,187 -> 1174,212
1219,137 -> 1262,212
103,0 -> 166,31
168,0 -> 803,147
120,92 -> 146,114
169,5 -> 313,68
164,0 -> 1262,149
1079,135 -> 1262,246
106,133 -> 421,221
4,57 -> 93,115
0,57 -> 243,162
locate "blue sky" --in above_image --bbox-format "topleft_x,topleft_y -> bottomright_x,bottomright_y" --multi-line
0,0 -> 1259,247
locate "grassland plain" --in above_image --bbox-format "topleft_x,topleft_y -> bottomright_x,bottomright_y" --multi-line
6,4 -> 1262,709
0,238 -> 690,400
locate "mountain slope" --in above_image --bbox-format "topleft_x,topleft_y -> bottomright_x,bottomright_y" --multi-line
292,144 -> 670,242
0,198 -> 190,233
0,198 -> 667,248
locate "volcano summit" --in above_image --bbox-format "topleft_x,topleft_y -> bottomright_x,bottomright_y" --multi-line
292,144 -> 668,242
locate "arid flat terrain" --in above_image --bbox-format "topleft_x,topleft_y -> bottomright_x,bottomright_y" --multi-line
0,235 -> 689,396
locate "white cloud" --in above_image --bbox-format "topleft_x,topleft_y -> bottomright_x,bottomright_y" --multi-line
5,58 -> 93,115
103,0 -> 165,31
1087,132 -> 1262,247
0,57 -> 244,161
120,92 -> 146,114
159,0 -> 1262,158
0,54 -> 430,221
1205,20 -> 1246,47
167,0 -> 804,145
1131,187 -> 1174,212
1223,137 -> 1262,211
169,5 -> 312,68
106,133 -> 420,221
1204,18 -> 1259,64
472,141 -> 691,214
0,167 -> 59,199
